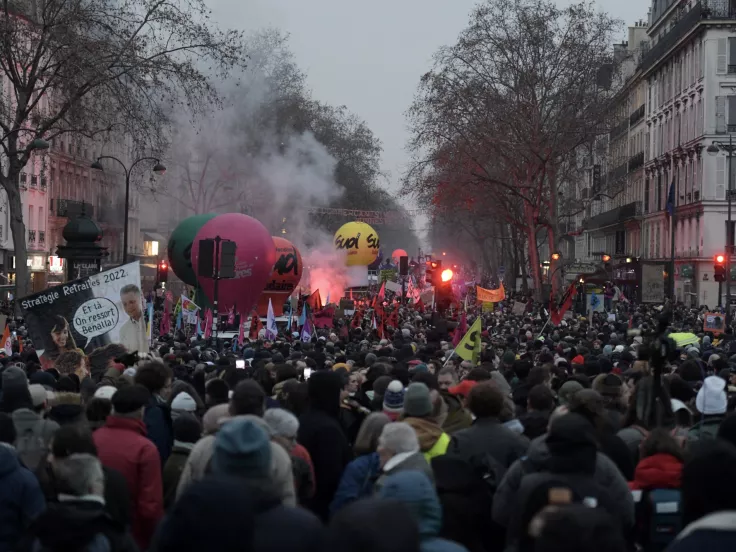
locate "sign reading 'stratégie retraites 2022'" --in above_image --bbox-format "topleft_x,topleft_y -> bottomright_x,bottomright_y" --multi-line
20,261 -> 147,369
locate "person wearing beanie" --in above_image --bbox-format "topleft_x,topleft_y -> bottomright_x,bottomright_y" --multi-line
10,381 -> 59,472
163,414 -> 202,510
382,380 -> 405,421
264,408 -> 316,504
558,380 -> 584,407
211,417 -> 272,482
170,391 -> 197,421
505,414 -> 629,552
297,370 -> 352,521
592,373 -> 626,430
93,384 -> 163,550
0,366 -> 33,413
571,355 -> 585,372
401,383 -> 450,462
688,375 -> 728,445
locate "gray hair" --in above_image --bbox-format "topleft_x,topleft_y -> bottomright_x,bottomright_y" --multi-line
263,408 -> 299,439
120,284 -> 141,296
354,412 -> 391,456
378,422 -> 420,455
53,453 -> 104,497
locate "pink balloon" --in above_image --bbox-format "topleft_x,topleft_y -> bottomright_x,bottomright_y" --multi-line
191,213 -> 277,315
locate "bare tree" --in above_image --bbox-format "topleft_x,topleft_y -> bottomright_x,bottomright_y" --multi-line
404,0 -> 622,298
0,0 -> 245,295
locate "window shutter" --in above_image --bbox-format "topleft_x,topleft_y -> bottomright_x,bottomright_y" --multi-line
718,38 -> 728,74
717,156 -> 726,200
716,96 -> 726,133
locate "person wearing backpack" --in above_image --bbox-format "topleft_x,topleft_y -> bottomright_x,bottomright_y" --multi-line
12,383 -> 58,473
628,429 -> 684,551
18,453 -> 138,552
506,413 -> 626,552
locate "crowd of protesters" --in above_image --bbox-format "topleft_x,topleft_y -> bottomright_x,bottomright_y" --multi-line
0,297 -> 736,552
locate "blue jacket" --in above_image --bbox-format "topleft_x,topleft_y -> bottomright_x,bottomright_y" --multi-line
378,471 -> 468,552
0,445 -> 45,552
330,452 -> 381,515
144,395 -> 173,466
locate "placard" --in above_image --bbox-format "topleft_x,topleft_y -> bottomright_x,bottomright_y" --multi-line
641,264 -> 665,303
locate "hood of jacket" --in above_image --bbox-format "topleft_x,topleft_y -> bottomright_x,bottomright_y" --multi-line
404,417 -> 443,452
0,444 -> 19,477
30,501 -> 114,550
631,453 -> 682,490
307,370 -> 342,418
377,470 -> 442,539
11,407 -> 43,432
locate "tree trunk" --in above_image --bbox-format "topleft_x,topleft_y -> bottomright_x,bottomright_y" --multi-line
5,175 -> 28,300
524,203 -> 542,299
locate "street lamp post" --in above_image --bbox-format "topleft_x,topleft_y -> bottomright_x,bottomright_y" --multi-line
91,156 -> 166,264
708,137 -> 736,325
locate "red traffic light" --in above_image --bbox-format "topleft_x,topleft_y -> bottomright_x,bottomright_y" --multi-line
159,261 -> 168,269
441,268 -> 454,282
430,261 -> 440,269
716,254 -> 725,264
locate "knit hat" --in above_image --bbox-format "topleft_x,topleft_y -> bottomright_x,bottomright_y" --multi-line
592,373 -> 622,398
172,392 -> 197,413
696,375 -> 728,415
211,417 -> 272,479
403,382 -> 432,418
263,408 -> 299,439
572,355 -> 585,365
202,403 -> 231,435
94,386 -> 118,401
383,380 -> 405,418
111,384 -> 150,415
2,366 -> 27,390
28,384 -> 47,408
173,413 -> 202,444
502,350 -> 516,366
448,379 -> 477,398
558,380 -> 584,406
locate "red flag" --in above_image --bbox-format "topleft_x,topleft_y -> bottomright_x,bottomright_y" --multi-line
550,283 -> 578,326
452,312 -> 467,347
203,309 -> 213,339
249,312 -> 263,340
306,290 -> 323,311
349,288 -> 354,301
340,323 -> 349,338
415,298 -> 425,313
351,307 -> 363,329
387,307 -> 399,329
372,282 -> 385,308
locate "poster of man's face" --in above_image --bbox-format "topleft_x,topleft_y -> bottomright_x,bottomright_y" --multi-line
121,285 -> 142,320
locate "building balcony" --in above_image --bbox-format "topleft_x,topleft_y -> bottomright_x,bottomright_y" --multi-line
51,198 -> 94,218
583,201 -> 642,231
609,119 -> 629,141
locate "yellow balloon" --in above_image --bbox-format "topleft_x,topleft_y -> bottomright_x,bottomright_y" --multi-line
333,221 -> 380,266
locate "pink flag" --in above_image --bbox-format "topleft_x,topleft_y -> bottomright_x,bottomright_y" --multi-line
227,307 -> 235,326
204,309 -> 213,339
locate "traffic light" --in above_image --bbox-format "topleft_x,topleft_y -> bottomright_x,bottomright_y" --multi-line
601,254 -> 611,263
715,254 -> 727,282
157,259 -> 169,284
426,259 -> 442,286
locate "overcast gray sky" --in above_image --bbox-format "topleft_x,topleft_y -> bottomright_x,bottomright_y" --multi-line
210,0 -> 647,238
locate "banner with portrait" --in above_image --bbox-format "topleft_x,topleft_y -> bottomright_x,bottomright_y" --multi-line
19,261 -> 146,369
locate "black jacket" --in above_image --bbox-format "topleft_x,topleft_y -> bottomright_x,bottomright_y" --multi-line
18,499 -> 138,552
450,417 -> 530,468
298,371 -> 352,521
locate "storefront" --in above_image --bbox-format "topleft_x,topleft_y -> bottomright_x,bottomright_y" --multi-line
675,263 -> 696,307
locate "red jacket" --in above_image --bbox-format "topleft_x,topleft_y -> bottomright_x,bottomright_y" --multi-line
629,453 -> 683,491
93,416 -> 163,550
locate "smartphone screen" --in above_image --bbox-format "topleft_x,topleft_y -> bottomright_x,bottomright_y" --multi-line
303,368 -> 313,380
235,360 -> 245,369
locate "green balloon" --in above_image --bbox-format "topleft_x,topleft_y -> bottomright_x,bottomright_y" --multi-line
167,213 -> 217,286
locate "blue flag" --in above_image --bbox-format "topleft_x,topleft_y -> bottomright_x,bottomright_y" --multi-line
299,304 -> 307,327
666,178 -> 676,216
175,310 -> 182,331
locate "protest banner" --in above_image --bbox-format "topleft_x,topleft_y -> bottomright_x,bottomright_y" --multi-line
19,261 -> 147,369
512,300 -> 526,316
476,284 -> 505,303
704,312 -> 726,335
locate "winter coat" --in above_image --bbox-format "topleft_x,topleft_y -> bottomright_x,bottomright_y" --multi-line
289,443 -> 316,503
11,408 -> 59,472
519,411 -> 549,441
687,416 -> 725,445
93,416 -> 163,550
0,445 -> 45,552
450,417 -> 530,469
492,435 -> 635,530
440,393 -> 472,434
143,395 -> 173,466
617,425 -> 648,464
298,371 -> 352,521
18,498 -> 138,552
330,452 -> 382,515
175,416 -> 296,506
162,443 -> 193,510
375,451 -> 434,492
629,453 -> 682,491
667,511 -> 736,552
377,471 -> 469,552
404,417 -> 450,462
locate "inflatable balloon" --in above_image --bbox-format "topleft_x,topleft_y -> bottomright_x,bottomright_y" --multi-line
333,221 -> 380,266
256,237 -> 303,316
190,213 -> 277,314
167,213 -> 217,286
391,249 -> 408,263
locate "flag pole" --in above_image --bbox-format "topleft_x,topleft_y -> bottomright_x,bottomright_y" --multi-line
537,315 -> 552,339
